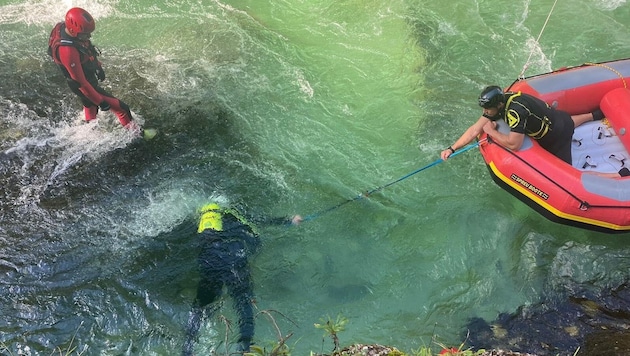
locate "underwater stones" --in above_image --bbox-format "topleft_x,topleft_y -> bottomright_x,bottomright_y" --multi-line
466,282 -> 630,355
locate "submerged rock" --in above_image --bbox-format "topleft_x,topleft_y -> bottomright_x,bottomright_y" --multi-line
581,330 -> 630,356
466,283 -> 630,356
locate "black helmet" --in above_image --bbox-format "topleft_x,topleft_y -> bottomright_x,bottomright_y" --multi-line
478,86 -> 505,108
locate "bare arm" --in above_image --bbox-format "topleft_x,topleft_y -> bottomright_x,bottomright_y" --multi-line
482,121 -> 525,150
440,116 -> 489,160
588,167 -> 630,179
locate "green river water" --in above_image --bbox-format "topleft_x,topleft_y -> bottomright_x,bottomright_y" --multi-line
1,0 -> 630,354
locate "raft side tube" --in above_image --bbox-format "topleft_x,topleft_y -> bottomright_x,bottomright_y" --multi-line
513,59 -> 630,115
581,174 -> 630,202
600,87 -> 630,152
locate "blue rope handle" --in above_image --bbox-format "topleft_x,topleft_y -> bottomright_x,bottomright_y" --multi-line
303,141 -> 481,222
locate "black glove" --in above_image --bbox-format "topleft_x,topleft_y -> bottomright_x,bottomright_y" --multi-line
592,108 -> 604,121
96,66 -> 106,81
99,101 -> 111,111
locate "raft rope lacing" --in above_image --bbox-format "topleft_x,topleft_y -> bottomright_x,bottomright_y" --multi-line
584,62 -> 628,88
518,0 -> 559,79
491,140 -> 630,211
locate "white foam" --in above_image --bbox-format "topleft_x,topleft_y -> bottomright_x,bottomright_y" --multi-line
520,37 -> 553,76
2,103 -> 141,205
594,0 -> 626,11
44,116 -> 132,182
0,0 -> 116,26
127,188 -> 230,239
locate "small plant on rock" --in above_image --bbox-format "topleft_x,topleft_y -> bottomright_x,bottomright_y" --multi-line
314,314 -> 348,352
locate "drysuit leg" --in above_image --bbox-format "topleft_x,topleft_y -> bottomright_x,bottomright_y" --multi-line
66,78 -> 134,126
227,266 -> 255,352
182,276 -> 223,356
94,86 -> 134,127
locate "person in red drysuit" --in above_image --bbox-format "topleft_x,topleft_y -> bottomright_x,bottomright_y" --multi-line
48,7 -> 142,134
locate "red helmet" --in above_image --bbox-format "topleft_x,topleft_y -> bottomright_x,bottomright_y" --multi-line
65,7 -> 95,37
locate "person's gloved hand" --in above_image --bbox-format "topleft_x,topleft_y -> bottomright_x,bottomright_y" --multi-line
291,215 -> 303,225
96,68 -> 106,81
592,108 -> 604,121
99,101 -> 111,111
96,63 -> 106,81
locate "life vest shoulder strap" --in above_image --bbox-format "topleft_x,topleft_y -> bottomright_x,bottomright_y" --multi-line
48,22 -> 91,64
504,91 -> 522,108
505,91 -> 551,138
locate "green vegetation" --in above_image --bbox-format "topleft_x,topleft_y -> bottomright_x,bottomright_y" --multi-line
1,312 -> 545,356
314,314 -> 349,352
244,308 -> 297,356
245,311 -> 487,356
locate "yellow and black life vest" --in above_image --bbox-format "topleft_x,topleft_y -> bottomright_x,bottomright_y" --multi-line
197,203 -> 257,234
505,91 -> 552,139
197,203 -> 223,233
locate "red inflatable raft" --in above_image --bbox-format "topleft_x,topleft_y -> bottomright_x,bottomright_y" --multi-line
479,58 -> 630,234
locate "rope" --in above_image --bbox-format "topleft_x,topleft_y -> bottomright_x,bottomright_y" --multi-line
518,0 -> 560,79
584,62 -> 628,88
303,141 -> 481,222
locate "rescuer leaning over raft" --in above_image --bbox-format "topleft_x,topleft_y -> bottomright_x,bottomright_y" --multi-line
440,85 -> 602,164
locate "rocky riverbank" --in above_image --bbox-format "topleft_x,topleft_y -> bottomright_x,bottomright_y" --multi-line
316,344 -> 538,356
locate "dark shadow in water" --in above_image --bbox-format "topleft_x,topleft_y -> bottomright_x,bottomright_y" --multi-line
38,98 -> 263,209
124,216 -> 201,302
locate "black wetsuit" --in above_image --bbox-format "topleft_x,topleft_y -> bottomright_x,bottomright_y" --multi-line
182,209 -> 289,355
